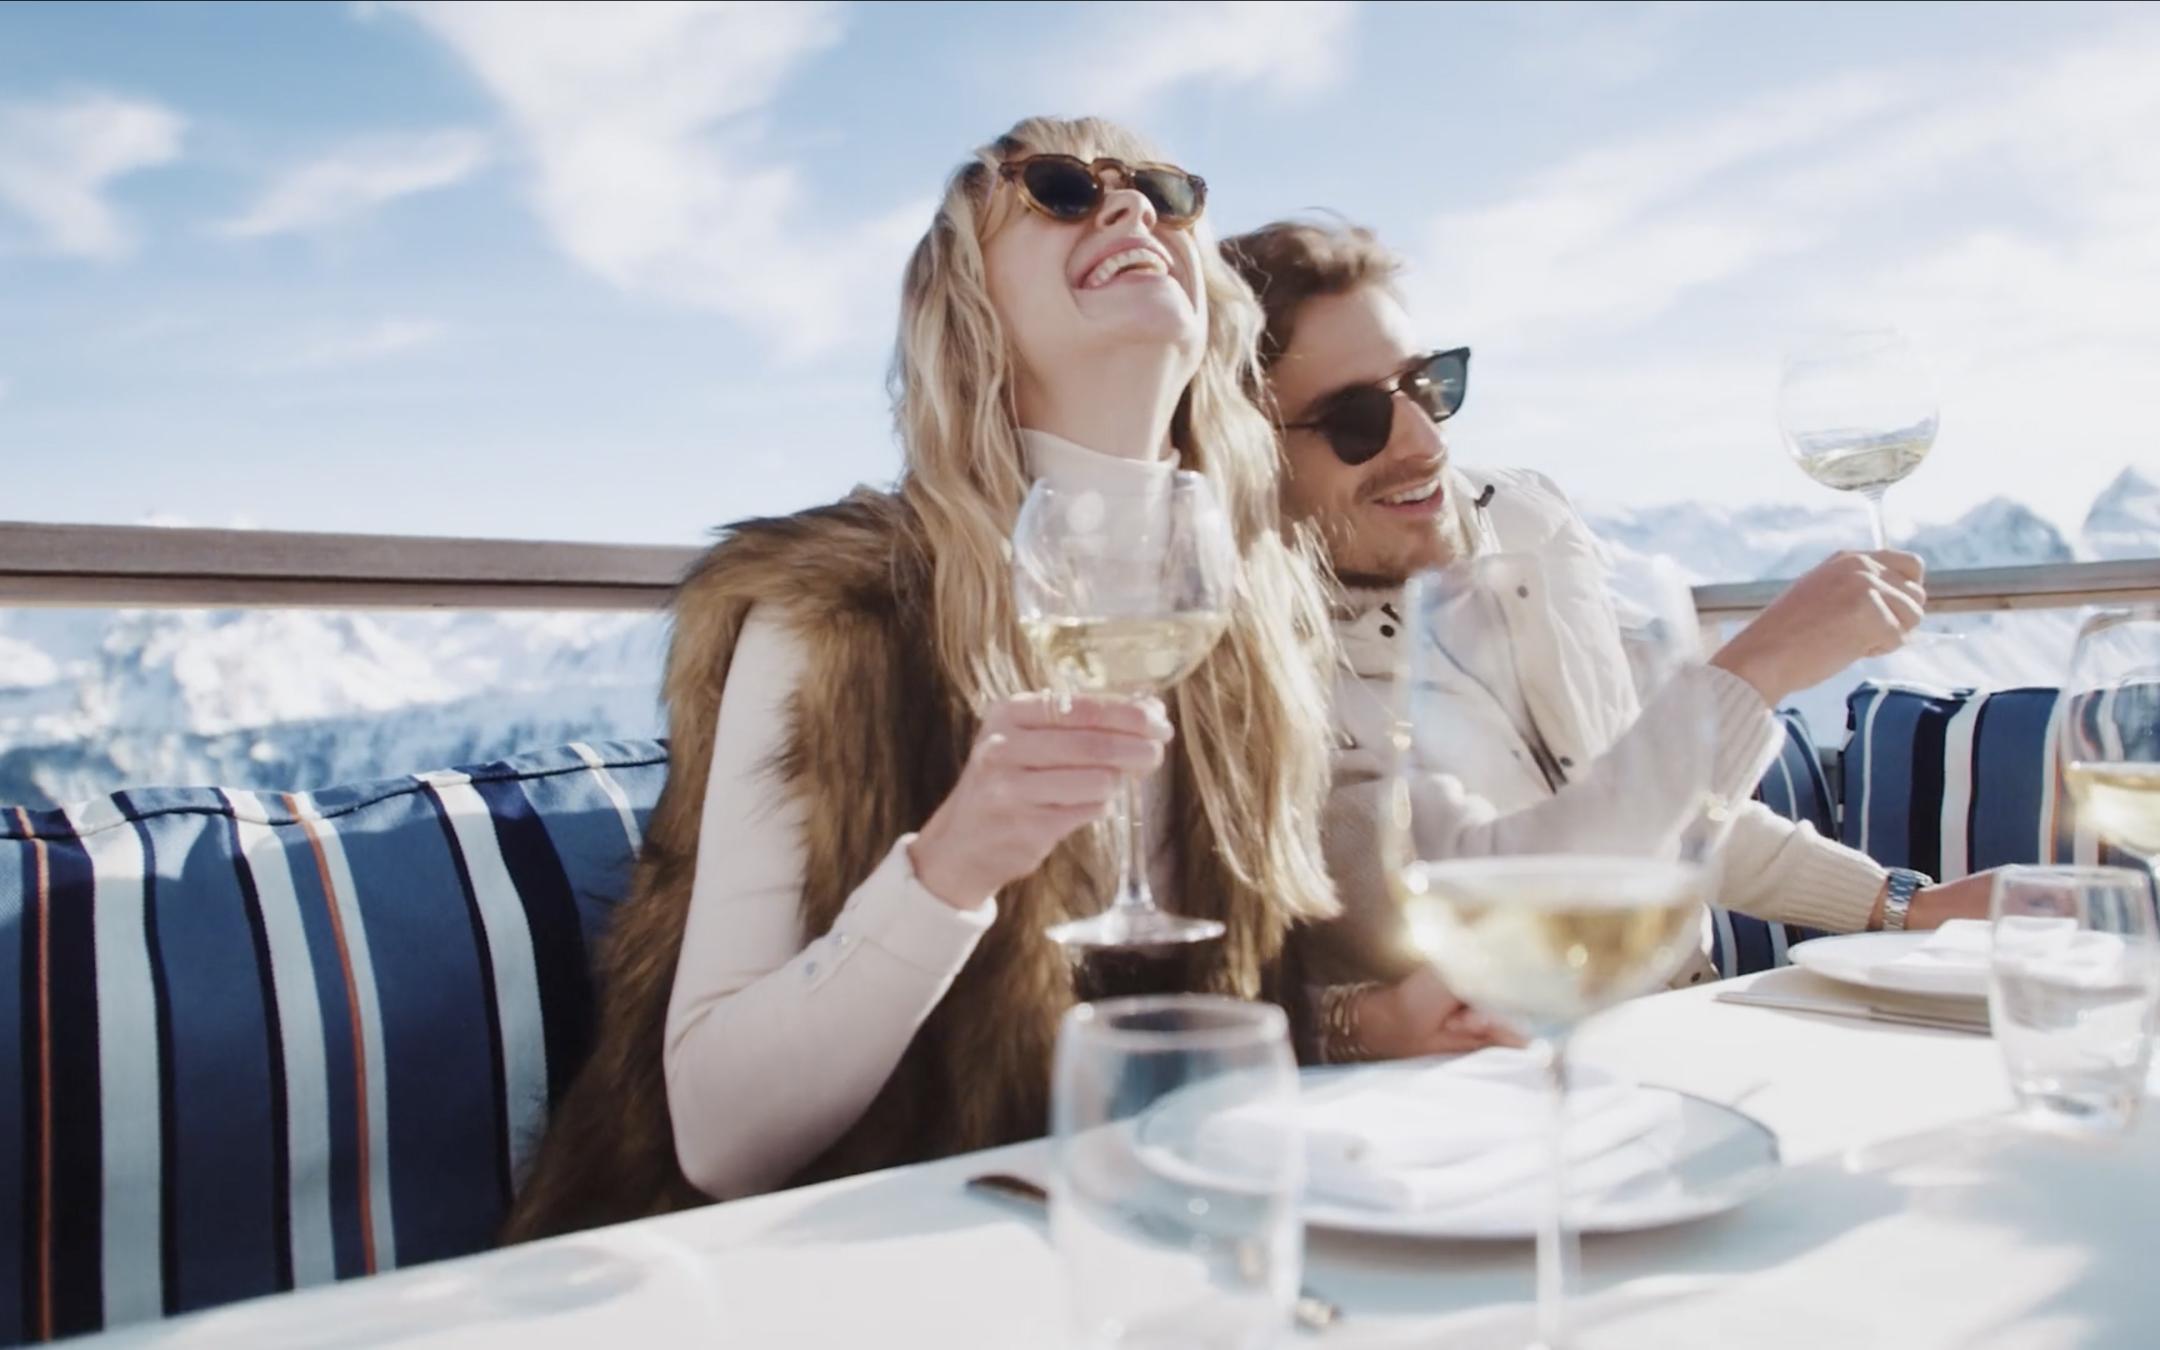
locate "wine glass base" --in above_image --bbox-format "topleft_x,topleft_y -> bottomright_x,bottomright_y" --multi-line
1048,909 -> 1225,950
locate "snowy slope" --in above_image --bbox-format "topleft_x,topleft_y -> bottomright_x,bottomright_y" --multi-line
1,463 -> 2152,804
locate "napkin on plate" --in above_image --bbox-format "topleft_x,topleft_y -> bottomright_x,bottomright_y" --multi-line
1199,1048 -> 1682,1213
1888,917 -> 2112,978
1884,919 -> 1995,979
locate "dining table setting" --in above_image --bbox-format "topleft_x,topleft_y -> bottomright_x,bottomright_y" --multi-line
75,944 -> 2160,1349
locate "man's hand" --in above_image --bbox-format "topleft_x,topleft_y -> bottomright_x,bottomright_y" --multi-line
1878,870 -> 1997,930
1357,966 -> 1523,1059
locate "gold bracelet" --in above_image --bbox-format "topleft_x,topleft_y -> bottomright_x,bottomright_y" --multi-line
1319,981 -> 1383,1063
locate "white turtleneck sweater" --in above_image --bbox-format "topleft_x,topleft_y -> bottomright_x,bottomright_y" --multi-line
663,430 -> 1177,1199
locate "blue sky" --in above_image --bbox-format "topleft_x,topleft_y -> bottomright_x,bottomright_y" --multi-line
2,1 -> 2155,546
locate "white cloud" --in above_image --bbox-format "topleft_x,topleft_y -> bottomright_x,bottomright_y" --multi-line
392,0 -> 924,358
1404,19 -> 2160,530
267,317 -> 449,371
1407,71 -> 1912,345
390,1 -> 1362,356
1042,1 -> 1358,115
1512,1 -> 1706,91
220,128 -> 492,238
0,93 -> 184,257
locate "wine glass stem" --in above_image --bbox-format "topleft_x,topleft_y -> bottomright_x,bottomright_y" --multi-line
1534,1035 -> 1576,1350
1114,773 -> 1153,914
1862,488 -> 1891,550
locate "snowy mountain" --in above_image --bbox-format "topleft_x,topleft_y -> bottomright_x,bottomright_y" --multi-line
1583,489 -> 2094,585
1582,471 -> 2152,737
1581,499 -> 1859,587
2083,468 -> 2160,562
1905,498 -> 2075,572
1,465 -> 2153,807
0,608 -> 667,808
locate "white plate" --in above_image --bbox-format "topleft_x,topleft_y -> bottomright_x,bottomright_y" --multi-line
1790,931 -> 1988,1000
1290,1064 -> 1781,1240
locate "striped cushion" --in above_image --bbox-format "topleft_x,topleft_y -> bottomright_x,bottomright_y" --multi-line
0,740 -> 666,1344
1709,709 -> 1835,978
1752,709 -> 1837,839
1841,681 -> 2139,874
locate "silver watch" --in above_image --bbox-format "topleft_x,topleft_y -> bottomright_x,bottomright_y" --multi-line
1880,868 -> 1928,932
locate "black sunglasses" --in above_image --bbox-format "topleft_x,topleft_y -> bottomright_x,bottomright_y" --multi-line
1283,348 -> 1471,466
996,154 -> 1208,229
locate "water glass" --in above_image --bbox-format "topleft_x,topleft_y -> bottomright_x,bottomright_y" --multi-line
1050,996 -> 1301,1350
1989,865 -> 2160,1134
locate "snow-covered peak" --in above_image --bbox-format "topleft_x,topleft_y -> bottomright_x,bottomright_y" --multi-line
1583,499 -> 1861,585
2083,466 -> 2160,561
84,610 -> 466,737
1908,497 -> 2074,571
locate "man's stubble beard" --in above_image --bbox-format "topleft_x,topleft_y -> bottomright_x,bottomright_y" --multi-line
1323,497 -> 1474,592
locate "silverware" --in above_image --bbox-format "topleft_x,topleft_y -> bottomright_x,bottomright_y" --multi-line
964,1172 -> 1343,1334
1715,988 -> 1990,1035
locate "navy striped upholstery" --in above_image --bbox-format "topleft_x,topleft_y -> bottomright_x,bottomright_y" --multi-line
1753,709 -> 1838,839
1841,682 -> 2140,875
1709,709 -> 1835,978
0,740 -> 666,1344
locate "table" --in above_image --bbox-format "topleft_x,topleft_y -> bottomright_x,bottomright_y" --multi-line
86,970 -> 2160,1349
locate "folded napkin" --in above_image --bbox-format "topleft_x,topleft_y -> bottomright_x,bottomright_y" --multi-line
1884,919 -> 1994,983
1199,1049 -> 1681,1214
1890,917 -> 2122,982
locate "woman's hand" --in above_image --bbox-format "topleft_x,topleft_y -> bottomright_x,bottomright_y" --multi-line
1711,550 -> 1927,706
1356,966 -> 1523,1060
908,693 -> 1171,908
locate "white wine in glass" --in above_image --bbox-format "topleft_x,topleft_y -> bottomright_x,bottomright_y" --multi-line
2064,764 -> 2160,857
1400,856 -> 1711,1040
1778,328 -> 1938,550
1013,473 -> 1238,951
2060,607 -> 2160,860
1020,613 -> 1227,699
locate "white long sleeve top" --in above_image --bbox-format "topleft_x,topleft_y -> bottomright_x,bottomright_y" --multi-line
662,431 -> 1176,1198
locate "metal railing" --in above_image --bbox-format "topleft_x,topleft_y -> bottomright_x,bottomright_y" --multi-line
3,520 -> 2157,615
0,521 -> 693,610
1693,558 -> 2160,620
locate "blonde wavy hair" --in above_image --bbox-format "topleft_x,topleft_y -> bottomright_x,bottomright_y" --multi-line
889,115 -> 1339,923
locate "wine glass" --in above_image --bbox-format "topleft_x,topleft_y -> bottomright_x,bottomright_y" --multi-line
1395,555 -> 1719,1350
1777,327 -> 1939,551
2060,607 -> 2160,863
1013,473 -> 1237,950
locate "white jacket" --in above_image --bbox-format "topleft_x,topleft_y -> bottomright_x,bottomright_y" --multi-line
1315,465 -> 1887,989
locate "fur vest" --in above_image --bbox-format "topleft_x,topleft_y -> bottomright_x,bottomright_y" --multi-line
502,490 -> 1305,1242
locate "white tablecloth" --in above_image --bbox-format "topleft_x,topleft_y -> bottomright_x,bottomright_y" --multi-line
83,970 -> 2160,1349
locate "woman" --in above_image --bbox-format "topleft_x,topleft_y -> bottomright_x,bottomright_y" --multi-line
502,117 -> 1341,1241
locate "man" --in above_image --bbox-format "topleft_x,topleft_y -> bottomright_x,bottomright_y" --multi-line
1224,221 -> 1993,1058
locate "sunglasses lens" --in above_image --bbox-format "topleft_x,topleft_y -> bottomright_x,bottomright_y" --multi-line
1409,351 -> 1468,422
1321,391 -> 1396,465
1132,167 -> 1203,223
1020,159 -> 1101,220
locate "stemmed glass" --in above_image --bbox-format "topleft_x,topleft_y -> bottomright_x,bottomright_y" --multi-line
1777,327 -> 1939,551
2060,607 -> 2160,863
1013,473 -> 1237,950
1395,555 -> 1720,1349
